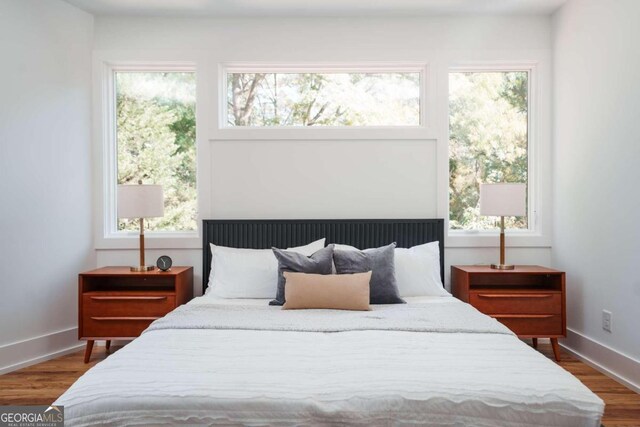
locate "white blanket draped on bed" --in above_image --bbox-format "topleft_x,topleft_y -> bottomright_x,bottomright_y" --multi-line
145,301 -> 514,335
55,297 -> 604,427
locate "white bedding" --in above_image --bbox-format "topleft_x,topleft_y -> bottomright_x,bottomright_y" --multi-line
55,297 -> 604,426
198,295 -> 454,306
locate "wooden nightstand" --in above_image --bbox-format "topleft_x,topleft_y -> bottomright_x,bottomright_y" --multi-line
451,265 -> 566,361
79,266 -> 193,363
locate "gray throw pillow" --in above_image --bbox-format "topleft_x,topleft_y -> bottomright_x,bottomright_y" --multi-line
333,243 -> 405,304
270,244 -> 335,306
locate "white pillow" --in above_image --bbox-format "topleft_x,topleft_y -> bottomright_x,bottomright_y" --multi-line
333,242 -> 449,297
395,242 -> 449,297
207,238 -> 325,299
333,244 -> 358,251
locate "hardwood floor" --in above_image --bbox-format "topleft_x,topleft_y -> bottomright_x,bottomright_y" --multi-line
0,344 -> 116,407
0,342 -> 638,425
536,344 -> 640,427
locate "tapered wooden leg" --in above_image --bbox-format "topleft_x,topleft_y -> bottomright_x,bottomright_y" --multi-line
105,340 -> 111,351
83,340 -> 94,364
550,338 -> 561,362
532,338 -> 538,349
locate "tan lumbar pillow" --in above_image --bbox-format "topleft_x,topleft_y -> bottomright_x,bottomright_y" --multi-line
282,271 -> 372,311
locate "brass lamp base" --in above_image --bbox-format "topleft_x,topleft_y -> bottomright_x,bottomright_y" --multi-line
130,217 -> 154,273
491,263 -> 515,270
492,216 -> 516,271
130,265 -> 155,272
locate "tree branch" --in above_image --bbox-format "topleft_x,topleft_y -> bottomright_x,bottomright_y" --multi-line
238,73 -> 265,125
306,102 -> 329,126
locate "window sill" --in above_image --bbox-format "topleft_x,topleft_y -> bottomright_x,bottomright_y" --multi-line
209,126 -> 437,141
95,232 -> 549,250
95,232 -> 201,250
446,231 -> 551,248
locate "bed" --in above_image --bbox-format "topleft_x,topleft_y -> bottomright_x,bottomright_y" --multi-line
55,219 -> 604,426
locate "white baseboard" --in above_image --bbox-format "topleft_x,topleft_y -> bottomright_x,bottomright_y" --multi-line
0,327 -> 83,375
560,328 -> 640,394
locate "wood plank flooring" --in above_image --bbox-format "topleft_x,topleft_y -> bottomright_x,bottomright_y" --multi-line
0,342 -> 638,425
537,344 -> 640,427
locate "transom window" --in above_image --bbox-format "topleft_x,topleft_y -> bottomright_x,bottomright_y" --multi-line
114,70 -> 197,232
225,70 -> 421,127
449,70 -> 529,231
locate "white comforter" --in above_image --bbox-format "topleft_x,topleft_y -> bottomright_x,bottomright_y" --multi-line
55,297 -> 604,426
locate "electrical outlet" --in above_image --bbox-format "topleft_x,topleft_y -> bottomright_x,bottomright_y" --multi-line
602,310 -> 612,332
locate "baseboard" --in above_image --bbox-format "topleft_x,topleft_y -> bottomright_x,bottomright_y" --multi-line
560,328 -> 640,394
0,327 -> 83,375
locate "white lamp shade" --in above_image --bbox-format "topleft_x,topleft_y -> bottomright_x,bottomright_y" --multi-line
117,184 -> 164,219
479,183 -> 526,217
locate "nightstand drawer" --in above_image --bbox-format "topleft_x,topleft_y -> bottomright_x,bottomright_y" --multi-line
470,291 -> 561,315
493,314 -> 563,336
82,316 -> 158,338
83,294 -> 175,317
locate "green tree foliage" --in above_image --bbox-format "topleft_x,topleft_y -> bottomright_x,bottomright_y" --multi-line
449,72 -> 528,230
113,71 -> 525,233
116,72 -> 197,232
227,72 -> 420,126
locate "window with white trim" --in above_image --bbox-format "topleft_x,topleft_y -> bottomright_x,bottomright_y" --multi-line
449,69 -> 530,231
224,69 -> 422,127
113,70 -> 197,232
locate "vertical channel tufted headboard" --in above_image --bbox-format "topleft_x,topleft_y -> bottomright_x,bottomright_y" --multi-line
202,219 -> 445,294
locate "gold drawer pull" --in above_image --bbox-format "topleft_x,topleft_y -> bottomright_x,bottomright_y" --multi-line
478,294 -> 552,298
90,317 -> 161,321
492,314 -> 555,319
90,296 -> 167,301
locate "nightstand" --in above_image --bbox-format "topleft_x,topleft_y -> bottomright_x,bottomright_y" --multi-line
451,265 -> 566,361
79,266 -> 193,363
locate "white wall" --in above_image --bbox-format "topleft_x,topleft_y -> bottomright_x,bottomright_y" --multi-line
0,11 -> 555,373
93,16 -> 553,294
0,0 -> 94,372
552,0 -> 640,391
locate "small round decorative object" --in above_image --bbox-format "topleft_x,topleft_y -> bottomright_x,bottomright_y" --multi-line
156,255 -> 173,272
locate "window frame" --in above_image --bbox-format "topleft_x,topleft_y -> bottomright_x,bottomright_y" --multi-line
444,61 -> 547,247
213,62 -> 435,140
98,60 -> 201,248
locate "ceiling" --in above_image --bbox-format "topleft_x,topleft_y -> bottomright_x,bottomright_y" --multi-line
63,0 -> 567,18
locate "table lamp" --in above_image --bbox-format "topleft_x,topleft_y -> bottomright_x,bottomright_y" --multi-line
117,181 -> 164,272
479,183 -> 526,270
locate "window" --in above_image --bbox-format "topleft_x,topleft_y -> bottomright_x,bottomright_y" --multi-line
115,71 -> 197,232
225,71 -> 421,127
449,70 -> 529,231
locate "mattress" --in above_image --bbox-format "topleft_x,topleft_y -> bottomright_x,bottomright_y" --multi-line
55,296 -> 604,426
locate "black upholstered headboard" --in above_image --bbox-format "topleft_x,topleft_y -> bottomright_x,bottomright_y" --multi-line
202,219 -> 445,293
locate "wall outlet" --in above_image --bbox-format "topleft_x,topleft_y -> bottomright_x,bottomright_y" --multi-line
602,310 -> 612,332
